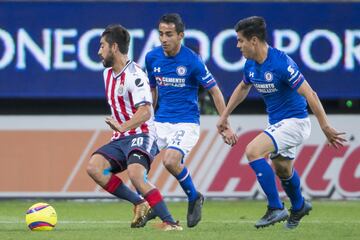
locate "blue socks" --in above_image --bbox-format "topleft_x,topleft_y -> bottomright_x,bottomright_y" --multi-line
281,169 -> 304,211
176,167 -> 198,202
249,158 -> 283,209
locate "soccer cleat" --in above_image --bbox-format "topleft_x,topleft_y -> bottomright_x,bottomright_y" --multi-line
156,221 -> 183,231
187,191 -> 205,228
130,201 -> 151,228
131,207 -> 157,228
255,206 -> 289,229
285,200 -> 312,229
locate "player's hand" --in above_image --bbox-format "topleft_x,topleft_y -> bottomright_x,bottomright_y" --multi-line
322,125 -> 347,149
220,128 -> 238,146
105,116 -> 123,132
217,115 -> 229,133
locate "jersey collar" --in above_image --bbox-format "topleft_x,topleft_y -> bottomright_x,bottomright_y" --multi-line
112,60 -> 132,79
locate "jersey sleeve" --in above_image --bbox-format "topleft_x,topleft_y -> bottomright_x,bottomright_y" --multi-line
194,56 -> 217,90
280,55 -> 305,90
145,54 -> 157,89
242,61 -> 252,85
128,72 -> 153,108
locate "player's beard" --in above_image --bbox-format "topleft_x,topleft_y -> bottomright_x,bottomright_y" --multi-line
102,53 -> 115,68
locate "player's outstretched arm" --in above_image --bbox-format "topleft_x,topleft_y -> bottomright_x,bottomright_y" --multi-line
105,103 -> 152,133
217,81 -> 251,133
297,80 -> 347,148
208,85 -> 237,146
208,85 -> 226,115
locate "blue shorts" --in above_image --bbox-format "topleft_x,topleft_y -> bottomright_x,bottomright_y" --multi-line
93,133 -> 159,173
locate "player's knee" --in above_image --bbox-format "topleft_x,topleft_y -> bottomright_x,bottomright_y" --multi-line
127,165 -> 148,192
127,167 -> 142,185
274,164 -> 292,178
163,157 -> 180,170
127,152 -> 149,184
86,163 -> 97,179
276,169 -> 292,179
87,155 -> 105,179
163,150 -> 182,169
245,143 -> 260,161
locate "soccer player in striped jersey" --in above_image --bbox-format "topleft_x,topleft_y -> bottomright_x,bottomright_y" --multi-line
87,24 -> 182,231
218,16 -> 346,229
145,13 -> 237,228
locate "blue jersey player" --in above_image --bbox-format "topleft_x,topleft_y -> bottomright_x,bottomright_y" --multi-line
217,16 -> 346,229
145,13 -> 236,228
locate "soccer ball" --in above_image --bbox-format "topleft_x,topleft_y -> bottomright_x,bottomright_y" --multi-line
25,202 -> 57,231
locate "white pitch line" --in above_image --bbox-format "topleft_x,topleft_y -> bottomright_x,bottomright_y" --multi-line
1,220 -> 360,224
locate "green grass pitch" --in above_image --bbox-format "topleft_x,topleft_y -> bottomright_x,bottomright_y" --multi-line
0,200 -> 359,240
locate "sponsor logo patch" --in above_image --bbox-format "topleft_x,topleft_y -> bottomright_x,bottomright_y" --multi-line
135,78 -> 144,87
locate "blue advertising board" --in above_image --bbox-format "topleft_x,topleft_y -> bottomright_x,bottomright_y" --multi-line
0,2 -> 359,99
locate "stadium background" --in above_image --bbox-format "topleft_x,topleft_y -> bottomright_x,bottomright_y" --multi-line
0,0 -> 359,201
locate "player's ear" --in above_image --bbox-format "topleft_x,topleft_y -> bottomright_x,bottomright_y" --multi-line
179,31 -> 185,40
250,36 -> 258,45
112,42 -> 119,53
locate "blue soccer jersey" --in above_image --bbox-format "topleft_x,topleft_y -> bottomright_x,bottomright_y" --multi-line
145,46 -> 217,124
243,47 -> 308,124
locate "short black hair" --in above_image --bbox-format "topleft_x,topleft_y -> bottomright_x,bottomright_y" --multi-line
102,24 -> 130,54
234,16 -> 267,42
159,13 -> 185,34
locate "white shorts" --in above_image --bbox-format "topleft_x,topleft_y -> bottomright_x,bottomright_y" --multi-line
154,122 -> 200,159
264,117 -> 311,160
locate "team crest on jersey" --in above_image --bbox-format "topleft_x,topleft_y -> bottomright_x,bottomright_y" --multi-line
117,85 -> 125,95
176,66 -> 187,76
264,71 -> 273,82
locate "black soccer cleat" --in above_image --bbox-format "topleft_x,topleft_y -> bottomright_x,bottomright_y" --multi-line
187,192 -> 205,228
255,205 -> 289,229
285,200 -> 312,229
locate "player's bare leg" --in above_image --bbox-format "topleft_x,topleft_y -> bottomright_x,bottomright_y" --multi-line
163,149 -> 204,228
87,154 -> 112,187
127,162 -> 153,228
87,154 -> 147,227
128,153 -> 182,231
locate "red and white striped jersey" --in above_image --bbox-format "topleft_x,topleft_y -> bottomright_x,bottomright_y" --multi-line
103,60 -> 155,140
